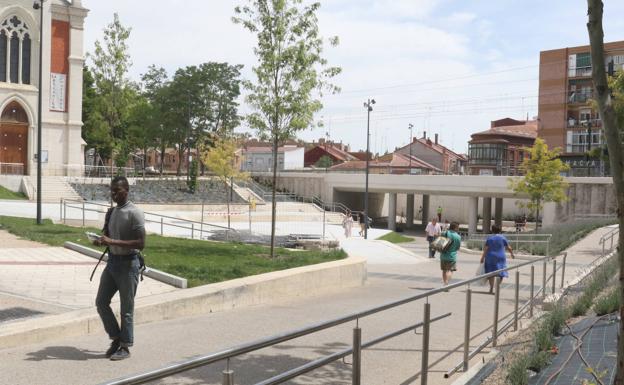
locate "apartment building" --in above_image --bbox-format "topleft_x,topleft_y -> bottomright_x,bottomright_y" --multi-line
538,40 -> 624,176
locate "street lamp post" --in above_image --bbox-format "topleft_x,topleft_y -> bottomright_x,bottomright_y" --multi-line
363,99 -> 375,240
408,123 -> 413,173
33,0 -> 45,225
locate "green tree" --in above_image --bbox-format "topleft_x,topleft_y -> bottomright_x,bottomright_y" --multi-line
509,138 -> 569,232
82,65 -> 113,164
233,0 -> 341,256
586,1 -> 624,382
315,155 -> 333,169
138,65 -> 170,175
168,63 -> 243,176
200,138 -> 248,228
89,13 -> 133,171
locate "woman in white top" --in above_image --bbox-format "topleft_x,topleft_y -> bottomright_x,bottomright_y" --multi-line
343,210 -> 354,238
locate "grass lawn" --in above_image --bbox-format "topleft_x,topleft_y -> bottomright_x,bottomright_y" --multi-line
0,186 -> 27,200
377,232 -> 413,243
0,216 -> 347,287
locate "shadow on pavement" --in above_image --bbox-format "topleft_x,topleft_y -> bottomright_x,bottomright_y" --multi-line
25,346 -> 103,361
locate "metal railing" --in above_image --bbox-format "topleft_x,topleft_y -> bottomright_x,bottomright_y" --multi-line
599,226 -> 619,258
464,233 -> 552,256
103,250 -> 570,385
0,162 -> 24,175
60,199 -> 235,240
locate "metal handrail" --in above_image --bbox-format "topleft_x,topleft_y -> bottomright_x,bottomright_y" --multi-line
103,250 -> 568,385
60,199 -> 234,238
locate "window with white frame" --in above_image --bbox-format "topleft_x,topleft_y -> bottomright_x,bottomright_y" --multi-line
0,16 -> 31,84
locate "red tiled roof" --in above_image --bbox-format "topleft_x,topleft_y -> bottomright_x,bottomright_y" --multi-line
307,145 -> 358,162
471,120 -> 538,140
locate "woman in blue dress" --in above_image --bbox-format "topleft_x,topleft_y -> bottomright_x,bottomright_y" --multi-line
480,224 -> 515,294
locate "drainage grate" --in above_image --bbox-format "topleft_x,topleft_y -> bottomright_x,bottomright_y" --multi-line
0,307 -> 45,323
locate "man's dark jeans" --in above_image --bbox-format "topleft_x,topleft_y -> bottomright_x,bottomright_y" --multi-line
427,236 -> 436,258
96,255 -> 140,347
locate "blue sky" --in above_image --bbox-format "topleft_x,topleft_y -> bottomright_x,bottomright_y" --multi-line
82,0 -> 624,154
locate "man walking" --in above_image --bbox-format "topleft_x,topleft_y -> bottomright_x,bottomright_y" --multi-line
93,176 -> 145,360
425,218 -> 441,258
436,205 -> 443,222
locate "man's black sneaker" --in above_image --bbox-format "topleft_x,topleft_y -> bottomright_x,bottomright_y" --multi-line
105,339 -> 120,358
110,347 -> 131,361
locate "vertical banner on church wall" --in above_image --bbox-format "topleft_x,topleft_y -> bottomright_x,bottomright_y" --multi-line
50,73 -> 67,111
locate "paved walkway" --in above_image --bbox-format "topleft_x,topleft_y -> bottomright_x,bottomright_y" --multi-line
0,216 -> 615,385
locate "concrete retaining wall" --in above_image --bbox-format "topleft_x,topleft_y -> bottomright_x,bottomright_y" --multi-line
0,175 -> 24,192
0,255 -> 366,349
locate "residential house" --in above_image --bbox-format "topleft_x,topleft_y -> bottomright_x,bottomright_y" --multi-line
304,139 -> 358,167
467,118 -> 537,176
395,133 -> 466,174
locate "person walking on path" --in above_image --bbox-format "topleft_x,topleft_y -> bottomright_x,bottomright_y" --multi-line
425,218 -> 442,258
358,213 -> 366,236
436,205 -> 443,222
480,224 -> 515,294
93,176 -> 146,361
343,210 -> 354,238
440,221 -> 461,286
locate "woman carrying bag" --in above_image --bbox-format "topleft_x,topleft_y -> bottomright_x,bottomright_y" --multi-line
480,224 -> 515,294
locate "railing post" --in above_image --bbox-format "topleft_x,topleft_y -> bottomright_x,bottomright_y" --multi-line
63,200 -> 67,224
201,202 -> 205,238
191,223 -> 194,239
611,234 -> 614,252
560,253 -> 567,288
160,217 -> 164,236
463,288 -> 472,372
222,359 -> 234,385
492,277 -> 501,347
602,239 -> 606,258
542,260 -> 547,299
514,271 -> 520,331
322,207 -> 326,241
352,324 -> 362,385
59,198 -> 63,222
421,302 -> 431,385
529,265 -> 535,318
552,259 -> 557,295
82,201 -> 85,227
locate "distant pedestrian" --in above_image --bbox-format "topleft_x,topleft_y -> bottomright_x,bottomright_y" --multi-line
358,213 -> 366,236
425,218 -> 441,258
343,210 -> 354,238
440,222 -> 461,286
437,205 -> 443,222
249,196 -> 256,211
93,176 -> 145,361
480,224 -> 515,294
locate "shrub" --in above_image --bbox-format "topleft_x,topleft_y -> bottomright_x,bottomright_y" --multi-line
187,159 -> 198,193
594,287 -> 621,316
507,355 -> 530,385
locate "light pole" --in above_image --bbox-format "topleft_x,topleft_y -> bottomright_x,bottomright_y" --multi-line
408,123 -> 413,173
363,99 -> 375,239
33,0 -> 45,225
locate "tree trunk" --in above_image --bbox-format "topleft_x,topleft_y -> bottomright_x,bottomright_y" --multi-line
270,135 -> 278,258
535,201 -> 540,234
225,180 -> 231,229
159,144 -> 165,176
586,2 -> 624,383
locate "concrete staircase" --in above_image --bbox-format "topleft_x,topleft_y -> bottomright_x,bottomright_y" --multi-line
23,176 -> 83,202
233,185 -> 264,204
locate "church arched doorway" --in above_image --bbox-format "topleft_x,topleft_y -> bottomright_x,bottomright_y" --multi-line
0,101 -> 29,175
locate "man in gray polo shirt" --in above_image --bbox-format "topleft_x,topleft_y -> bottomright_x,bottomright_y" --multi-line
93,176 -> 145,361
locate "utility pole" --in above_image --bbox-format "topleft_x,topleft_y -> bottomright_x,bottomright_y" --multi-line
363,99 -> 375,239
408,123 -> 413,173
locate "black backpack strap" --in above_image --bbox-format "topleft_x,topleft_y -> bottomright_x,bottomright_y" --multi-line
137,252 -> 146,281
103,207 -> 114,237
90,246 -> 109,282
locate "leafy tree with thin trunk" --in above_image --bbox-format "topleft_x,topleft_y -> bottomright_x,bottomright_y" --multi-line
89,13 -> 133,172
233,0 -> 341,257
509,138 -> 569,233
200,138 -> 248,229
586,1 -> 624,382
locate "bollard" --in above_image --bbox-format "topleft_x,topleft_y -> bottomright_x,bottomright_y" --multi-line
529,265 -> 535,318
463,289 -> 472,372
492,277 -> 501,347
552,260 -> 557,295
514,271 -> 520,331
542,261 -> 547,299
352,325 -> 362,385
421,302 -> 431,385
561,254 -> 567,288
160,217 -> 163,236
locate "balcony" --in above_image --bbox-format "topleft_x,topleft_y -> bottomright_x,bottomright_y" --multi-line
567,118 -> 601,129
567,91 -> 592,104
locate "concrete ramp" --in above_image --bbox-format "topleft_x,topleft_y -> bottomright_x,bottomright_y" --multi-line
340,238 -> 427,265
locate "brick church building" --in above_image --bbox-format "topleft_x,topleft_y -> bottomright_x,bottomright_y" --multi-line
0,0 -> 88,176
